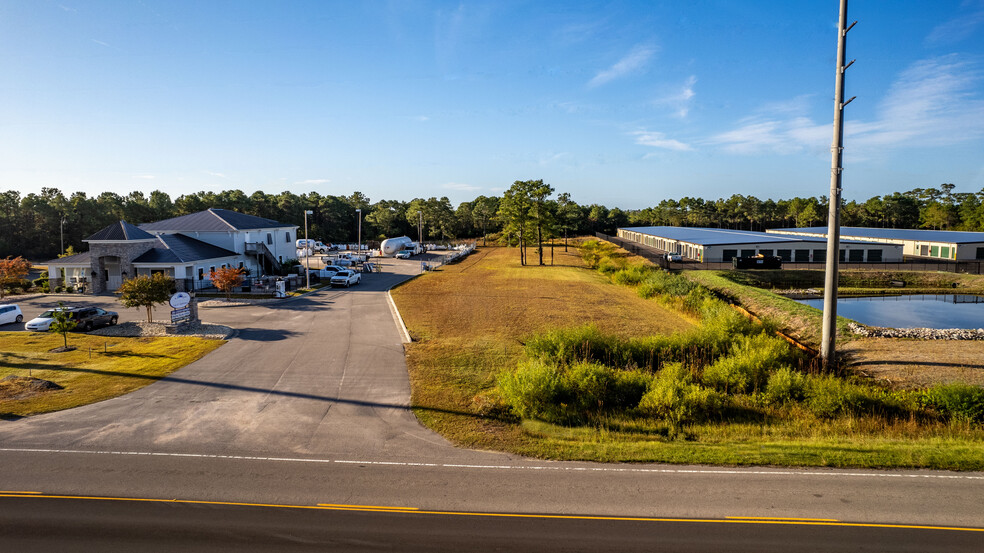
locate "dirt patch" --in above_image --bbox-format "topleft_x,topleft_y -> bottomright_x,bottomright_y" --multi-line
0,375 -> 64,401
840,338 -> 984,388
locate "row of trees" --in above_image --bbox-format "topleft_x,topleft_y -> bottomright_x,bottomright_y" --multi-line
3,183 -> 984,260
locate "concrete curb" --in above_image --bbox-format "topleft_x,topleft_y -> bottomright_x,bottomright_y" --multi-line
387,290 -> 412,344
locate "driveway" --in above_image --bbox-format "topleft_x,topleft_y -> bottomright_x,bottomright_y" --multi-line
0,260 -> 487,461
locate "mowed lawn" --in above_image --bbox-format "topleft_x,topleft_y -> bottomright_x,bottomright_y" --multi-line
0,333 -> 225,417
391,245 -> 694,451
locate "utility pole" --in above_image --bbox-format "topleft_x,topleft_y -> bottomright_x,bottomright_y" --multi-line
304,210 -> 313,290
821,0 -> 857,369
356,208 -> 362,259
417,210 -> 423,245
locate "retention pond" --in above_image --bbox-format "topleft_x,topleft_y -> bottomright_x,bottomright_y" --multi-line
796,294 -> 984,329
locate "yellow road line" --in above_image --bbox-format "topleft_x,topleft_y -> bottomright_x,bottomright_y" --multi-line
0,491 -> 41,495
0,493 -> 982,533
727,516 -> 840,522
317,503 -> 419,511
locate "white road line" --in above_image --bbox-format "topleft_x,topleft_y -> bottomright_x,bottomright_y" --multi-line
1,448 -> 982,481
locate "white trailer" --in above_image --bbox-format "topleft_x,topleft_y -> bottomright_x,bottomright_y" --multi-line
380,236 -> 414,257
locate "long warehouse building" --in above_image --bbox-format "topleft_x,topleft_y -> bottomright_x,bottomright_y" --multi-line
616,226 -> 903,263
766,227 -> 984,261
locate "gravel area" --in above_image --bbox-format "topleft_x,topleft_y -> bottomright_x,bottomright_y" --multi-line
88,321 -> 233,339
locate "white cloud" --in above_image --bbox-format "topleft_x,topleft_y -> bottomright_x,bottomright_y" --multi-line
92,39 -> 110,47
538,152 -> 570,165
631,130 -> 692,152
443,182 -> 480,191
926,5 -> 984,44
653,75 -> 697,118
133,174 -> 156,180
589,45 -> 657,88
295,179 -> 331,185
205,171 -> 228,179
706,56 -> 984,157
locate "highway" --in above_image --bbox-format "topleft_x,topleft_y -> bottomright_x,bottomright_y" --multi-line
1,259 -> 982,550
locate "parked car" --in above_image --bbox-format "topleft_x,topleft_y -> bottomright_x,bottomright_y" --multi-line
665,252 -> 683,262
395,250 -> 412,259
25,306 -> 75,331
0,304 -> 23,325
71,307 -> 119,331
330,270 -> 361,287
24,306 -> 118,332
319,265 -> 346,278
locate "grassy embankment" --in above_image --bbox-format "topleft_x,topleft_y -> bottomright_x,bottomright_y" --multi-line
0,333 -> 224,417
392,241 -> 984,469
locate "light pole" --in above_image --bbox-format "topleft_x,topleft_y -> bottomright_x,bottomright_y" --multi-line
304,210 -> 313,290
417,210 -> 422,245
356,208 -> 362,259
60,217 -> 66,255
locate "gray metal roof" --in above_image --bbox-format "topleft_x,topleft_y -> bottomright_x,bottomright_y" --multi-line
132,234 -> 239,264
768,227 -> 984,244
139,208 -> 290,232
85,220 -> 156,241
620,227 -> 837,247
46,251 -> 92,265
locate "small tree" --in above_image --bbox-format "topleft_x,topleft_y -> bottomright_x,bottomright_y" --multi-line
210,266 -> 245,301
49,302 -> 77,350
0,256 -> 32,300
118,273 -> 175,322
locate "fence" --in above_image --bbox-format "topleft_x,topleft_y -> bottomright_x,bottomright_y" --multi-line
595,233 -> 984,275
420,242 -> 477,272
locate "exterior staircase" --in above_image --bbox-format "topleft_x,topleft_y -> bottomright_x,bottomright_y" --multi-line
245,242 -> 282,274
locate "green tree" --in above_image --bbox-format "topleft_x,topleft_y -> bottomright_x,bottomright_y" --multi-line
118,273 -> 175,322
49,302 -> 78,349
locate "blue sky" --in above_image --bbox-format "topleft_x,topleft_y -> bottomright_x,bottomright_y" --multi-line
2,1 -> 983,209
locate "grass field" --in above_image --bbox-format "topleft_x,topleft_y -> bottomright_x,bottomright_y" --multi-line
392,243 -> 984,469
0,333 -> 224,417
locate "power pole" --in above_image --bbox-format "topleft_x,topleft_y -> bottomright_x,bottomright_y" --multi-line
821,0 -> 857,369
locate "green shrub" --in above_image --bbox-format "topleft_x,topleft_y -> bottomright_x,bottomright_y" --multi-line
638,363 -> 723,437
763,366 -> 807,405
497,360 -> 652,424
612,264 -> 655,286
702,334 -> 797,394
638,271 -> 696,298
804,374 -> 869,418
920,384 -> 984,423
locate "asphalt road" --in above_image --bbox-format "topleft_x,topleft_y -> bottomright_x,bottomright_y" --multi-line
1,258 -> 983,549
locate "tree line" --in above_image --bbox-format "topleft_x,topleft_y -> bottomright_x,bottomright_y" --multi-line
2,183 -> 982,261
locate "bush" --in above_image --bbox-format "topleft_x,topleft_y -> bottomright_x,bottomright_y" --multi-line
763,366 -> 808,405
702,334 -> 797,394
638,363 -> 723,437
804,374 -> 869,418
920,384 -> 984,423
638,271 -> 696,298
497,360 -> 652,424
612,264 -> 655,286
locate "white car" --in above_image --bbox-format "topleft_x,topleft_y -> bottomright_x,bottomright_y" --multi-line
319,265 -> 346,278
0,304 -> 23,325
330,270 -> 361,287
24,306 -> 74,331
665,252 -> 683,262
395,250 -> 412,259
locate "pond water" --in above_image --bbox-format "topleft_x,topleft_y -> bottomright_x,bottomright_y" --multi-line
796,295 -> 984,329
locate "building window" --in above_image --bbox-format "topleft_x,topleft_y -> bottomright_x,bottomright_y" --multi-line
740,249 -> 755,258
198,268 -> 204,280
941,246 -> 950,259
976,247 -> 984,260
777,249 -> 792,262
920,244 -> 929,256
267,233 -> 273,245
759,249 -> 774,257
849,249 -> 864,262
286,232 -> 291,243
814,249 -> 826,262
931,245 -> 939,257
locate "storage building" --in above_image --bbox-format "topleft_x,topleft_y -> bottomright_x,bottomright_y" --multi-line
616,226 -> 903,263
766,227 -> 984,261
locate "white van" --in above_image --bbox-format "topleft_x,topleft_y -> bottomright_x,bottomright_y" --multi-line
0,304 -> 23,325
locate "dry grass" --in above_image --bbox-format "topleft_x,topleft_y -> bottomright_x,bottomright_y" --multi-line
391,245 -> 694,449
841,338 -> 984,388
0,332 -> 224,417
